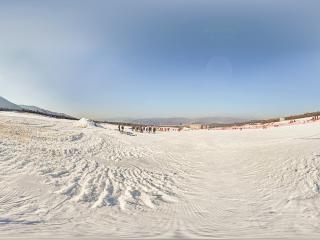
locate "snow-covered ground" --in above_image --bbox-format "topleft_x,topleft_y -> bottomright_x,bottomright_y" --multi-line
1,111 -> 320,239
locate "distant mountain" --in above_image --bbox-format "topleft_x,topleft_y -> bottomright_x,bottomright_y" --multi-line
192,117 -> 249,125
0,96 -> 77,120
0,96 -> 22,111
131,117 -> 192,126
106,116 -> 249,126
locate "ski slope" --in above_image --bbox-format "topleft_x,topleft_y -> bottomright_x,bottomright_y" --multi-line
1,111 -> 320,239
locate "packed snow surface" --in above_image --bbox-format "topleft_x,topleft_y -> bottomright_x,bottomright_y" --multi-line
1,111 -> 320,239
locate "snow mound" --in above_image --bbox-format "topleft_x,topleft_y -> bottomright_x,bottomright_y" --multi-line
74,118 -> 97,128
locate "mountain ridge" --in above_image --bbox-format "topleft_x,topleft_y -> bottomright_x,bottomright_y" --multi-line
0,96 -> 78,120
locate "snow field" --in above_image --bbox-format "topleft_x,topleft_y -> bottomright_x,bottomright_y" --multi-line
1,111 -> 320,239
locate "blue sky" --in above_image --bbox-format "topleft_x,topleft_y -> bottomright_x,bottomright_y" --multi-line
0,0 -> 319,119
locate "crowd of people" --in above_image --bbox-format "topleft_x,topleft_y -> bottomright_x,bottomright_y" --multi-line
132,125 -> 157,133
118,124 -> 183,134
118,124 -> 157,134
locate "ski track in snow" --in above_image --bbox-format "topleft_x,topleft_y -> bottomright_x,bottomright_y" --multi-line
1,111 -> 320,239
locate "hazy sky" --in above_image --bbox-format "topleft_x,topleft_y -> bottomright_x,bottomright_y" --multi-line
0,0 -> 319,119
